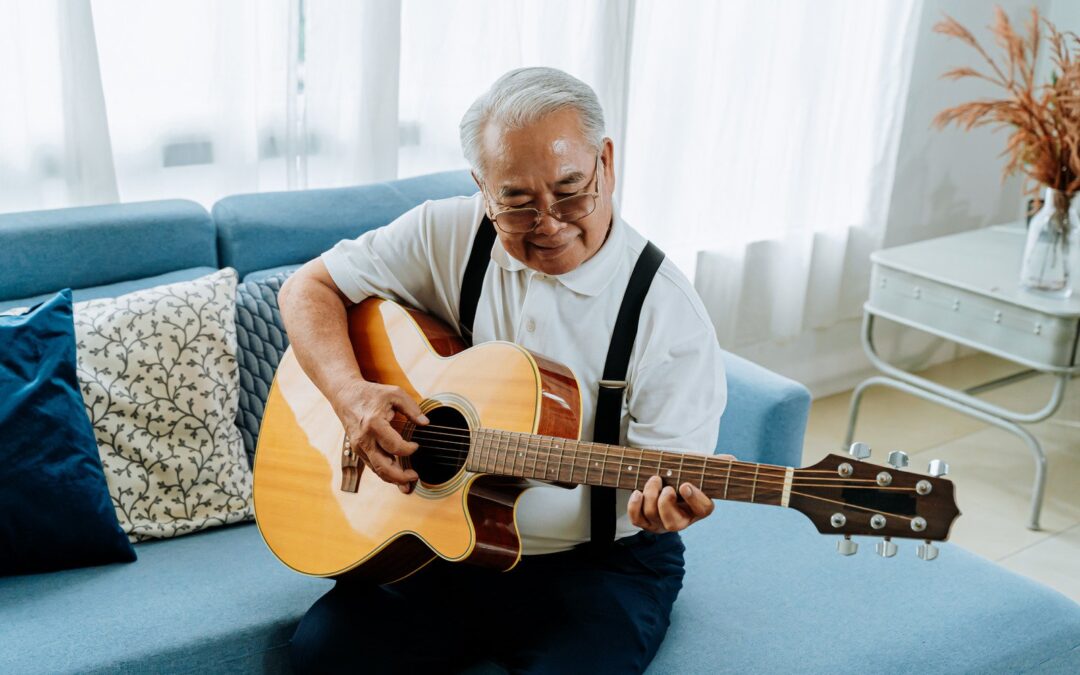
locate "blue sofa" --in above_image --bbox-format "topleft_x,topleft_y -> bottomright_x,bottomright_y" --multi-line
1,171 -> 1078,674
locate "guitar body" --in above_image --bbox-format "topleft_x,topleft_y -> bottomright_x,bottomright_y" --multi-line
253,299 -> 582,583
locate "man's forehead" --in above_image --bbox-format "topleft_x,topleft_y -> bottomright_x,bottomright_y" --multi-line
490,159 -> 591,197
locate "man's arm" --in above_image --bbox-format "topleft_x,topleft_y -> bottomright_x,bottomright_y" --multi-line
278,259 -> 428,493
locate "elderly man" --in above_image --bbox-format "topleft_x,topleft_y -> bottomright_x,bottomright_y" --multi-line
282,67 -> 727,674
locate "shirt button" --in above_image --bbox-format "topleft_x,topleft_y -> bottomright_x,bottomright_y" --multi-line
526,319 -> 537,332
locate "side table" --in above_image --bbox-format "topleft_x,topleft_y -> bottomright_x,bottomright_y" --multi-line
845,224 -> 1080,530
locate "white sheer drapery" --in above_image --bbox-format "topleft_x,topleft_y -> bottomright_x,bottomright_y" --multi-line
1,0 -> 921,347
621,0 -> 921,346
0,0 -> 116,212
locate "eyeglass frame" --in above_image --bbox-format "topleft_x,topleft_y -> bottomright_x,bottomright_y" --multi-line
478,152 -> 604,234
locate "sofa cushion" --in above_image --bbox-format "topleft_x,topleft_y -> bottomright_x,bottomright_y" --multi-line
243,264 -> 301,283
0,291 -> 136,575
0,266 -> 220,314
0,522 -> 331,675
649,501 -> 1080,673
716,351 -> 809,467
212,170 -> 477,278
75,269 -> 252,541
235,270 -> 294,464
0,200 -> 215,303
2,502 -> 1078,674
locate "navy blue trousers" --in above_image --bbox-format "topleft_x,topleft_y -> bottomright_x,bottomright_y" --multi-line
289,531 -> 685,675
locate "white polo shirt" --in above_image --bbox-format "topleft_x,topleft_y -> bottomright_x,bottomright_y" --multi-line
322,192 -> 726,555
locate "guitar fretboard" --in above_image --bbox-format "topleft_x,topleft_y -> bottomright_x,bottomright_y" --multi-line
463,428 -> 790,506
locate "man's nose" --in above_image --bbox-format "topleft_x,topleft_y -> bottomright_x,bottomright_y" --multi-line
533,211 -> 566,235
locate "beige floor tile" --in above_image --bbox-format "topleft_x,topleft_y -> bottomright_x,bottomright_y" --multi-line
804,352 -> 1080,587
803,353 -> 1028,466
999,523 -> 1080,604
903,423 -> 1080,560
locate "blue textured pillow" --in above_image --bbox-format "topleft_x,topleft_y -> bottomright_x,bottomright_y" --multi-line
0,290 -> 136,575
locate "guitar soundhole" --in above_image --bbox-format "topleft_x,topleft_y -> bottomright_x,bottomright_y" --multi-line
409,406 -> 470,486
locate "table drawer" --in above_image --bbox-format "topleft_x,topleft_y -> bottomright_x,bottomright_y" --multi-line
867,265 -> 1080,371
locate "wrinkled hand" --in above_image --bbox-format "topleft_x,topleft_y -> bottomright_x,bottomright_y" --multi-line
627,454 -> 735,533
333,379 -> 429,494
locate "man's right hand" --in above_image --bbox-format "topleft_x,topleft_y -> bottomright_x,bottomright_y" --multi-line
331,379 -> 430,494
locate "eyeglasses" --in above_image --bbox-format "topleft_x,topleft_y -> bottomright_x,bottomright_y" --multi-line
482,153 -> 602,234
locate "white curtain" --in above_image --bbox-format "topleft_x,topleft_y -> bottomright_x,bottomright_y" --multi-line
0,0 -> 117,212
621,0 -> 921,347
396,0 -> 635,179
0,0 -> 921,346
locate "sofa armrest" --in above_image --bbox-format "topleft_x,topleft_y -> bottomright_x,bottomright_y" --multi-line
715,350 -> 810,467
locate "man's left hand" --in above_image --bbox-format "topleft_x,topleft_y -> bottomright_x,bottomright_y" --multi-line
627,454 -> 736,533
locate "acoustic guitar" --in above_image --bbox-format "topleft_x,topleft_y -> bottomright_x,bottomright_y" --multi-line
253,298 -> 961,584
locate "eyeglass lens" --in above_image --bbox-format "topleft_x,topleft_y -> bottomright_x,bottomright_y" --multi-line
495,194 -> 597,233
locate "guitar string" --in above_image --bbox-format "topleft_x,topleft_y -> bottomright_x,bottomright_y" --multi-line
385,444 -> 921,494
396,430 -> 915,490
401,433 -> 912,490
405,427 -> 889,484
360,427 -> 927,523
396,422 -> 906,476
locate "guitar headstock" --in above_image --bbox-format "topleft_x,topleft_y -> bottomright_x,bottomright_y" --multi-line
788,444 -> 961,559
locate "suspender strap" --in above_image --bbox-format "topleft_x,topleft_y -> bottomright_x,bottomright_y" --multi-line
458,219 -> 666,548
458,216 -> 497,346
589,241 -> 666,550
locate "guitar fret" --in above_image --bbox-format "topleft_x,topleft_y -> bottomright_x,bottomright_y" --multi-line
499,430 -> 510,476
548,436 -> 557,480
630,447 -> 639,490
699,455 -> 707,492
724,457 -> 732,500
512,432 -> 522,477
521,434 -> 532,479
678,453 -> 685,489
750,464 -> 760,503
541,435 -> 550,480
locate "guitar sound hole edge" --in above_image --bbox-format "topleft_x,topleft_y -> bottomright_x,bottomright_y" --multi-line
407,404 -> 471,488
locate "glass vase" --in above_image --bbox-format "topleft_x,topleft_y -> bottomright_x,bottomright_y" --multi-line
1020,187 -> 1080,297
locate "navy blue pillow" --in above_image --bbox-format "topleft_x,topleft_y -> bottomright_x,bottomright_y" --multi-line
0,290 -> 136,575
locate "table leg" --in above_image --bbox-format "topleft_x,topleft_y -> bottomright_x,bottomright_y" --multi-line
845,374 -> 1048,530
845,313 -> 1064,531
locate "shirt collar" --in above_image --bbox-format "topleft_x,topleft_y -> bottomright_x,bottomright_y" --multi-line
489,212 -> 627,297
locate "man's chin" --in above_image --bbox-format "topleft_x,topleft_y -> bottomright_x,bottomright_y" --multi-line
527,242 -> 580,274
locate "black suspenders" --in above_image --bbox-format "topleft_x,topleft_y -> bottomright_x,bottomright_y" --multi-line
458,216 -> 499,346
587,239 -> 665,549
457,215 -> 665,548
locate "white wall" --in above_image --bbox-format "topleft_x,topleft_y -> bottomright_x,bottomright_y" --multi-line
731,0 -> 1049,397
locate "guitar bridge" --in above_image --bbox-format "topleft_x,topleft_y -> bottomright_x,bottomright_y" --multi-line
341,436 -> 362,493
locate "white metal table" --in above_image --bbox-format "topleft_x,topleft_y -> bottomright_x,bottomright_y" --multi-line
846,224 -> 1080,530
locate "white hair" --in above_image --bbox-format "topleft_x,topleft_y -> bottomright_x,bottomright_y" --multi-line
459,67 -> 606,179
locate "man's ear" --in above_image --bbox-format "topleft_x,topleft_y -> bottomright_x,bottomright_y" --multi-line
602,138 -> 616,194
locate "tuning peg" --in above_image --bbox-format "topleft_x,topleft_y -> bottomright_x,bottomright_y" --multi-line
876,537 -> 898,558
917,540 -> 939,561
927,459 -> 949,477
848,442 -> 871,460
888,451 -> 909,469
837,535 -> 858,556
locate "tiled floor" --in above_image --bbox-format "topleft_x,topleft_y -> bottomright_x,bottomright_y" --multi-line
804,353 -> 1080,603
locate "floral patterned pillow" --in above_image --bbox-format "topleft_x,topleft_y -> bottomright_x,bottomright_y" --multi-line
74,268 -> 252,541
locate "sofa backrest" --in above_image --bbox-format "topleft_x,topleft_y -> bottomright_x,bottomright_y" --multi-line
212,170 -> 478,279
0,200 -> 216,310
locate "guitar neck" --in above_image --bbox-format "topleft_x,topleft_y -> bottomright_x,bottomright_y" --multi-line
464,428 -> 792,508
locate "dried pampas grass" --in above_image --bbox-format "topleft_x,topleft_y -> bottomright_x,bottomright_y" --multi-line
934,6 -> 1080,195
